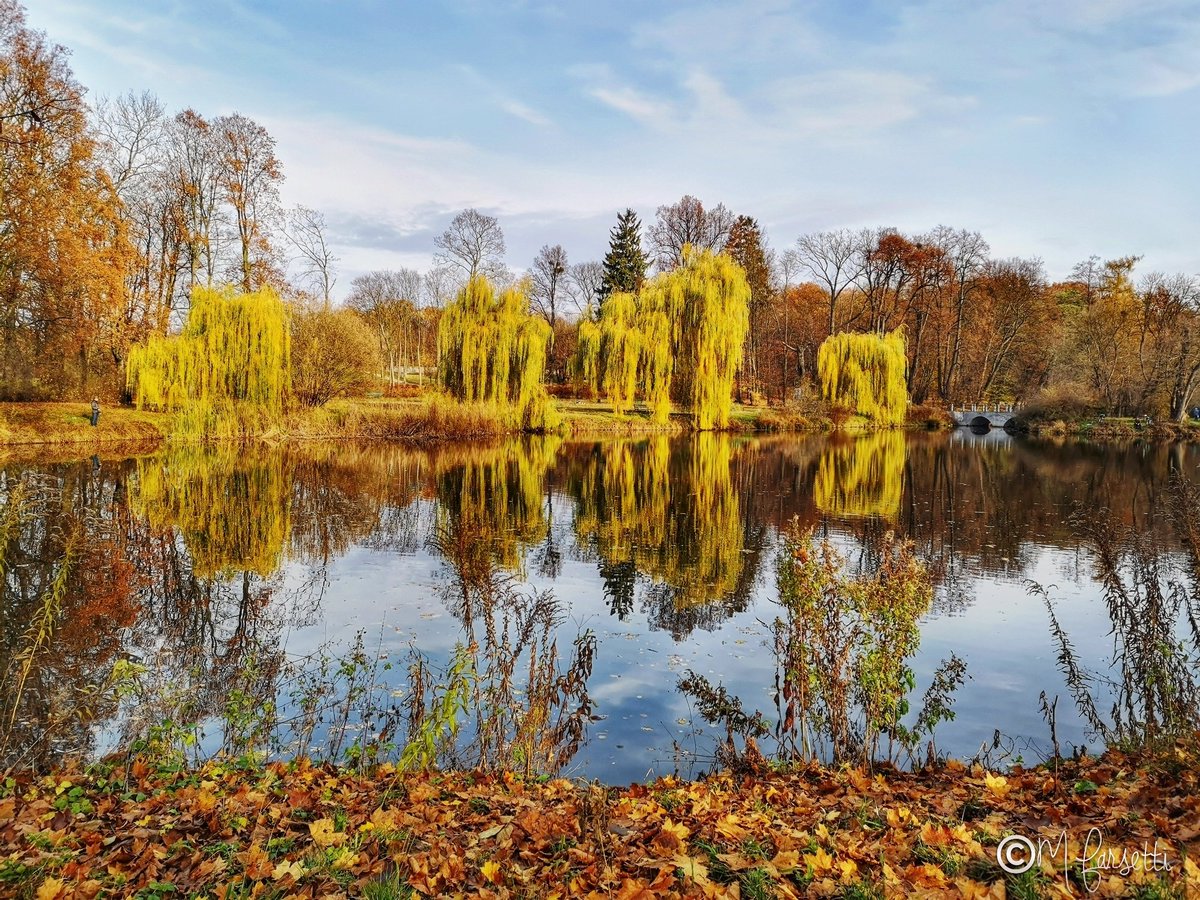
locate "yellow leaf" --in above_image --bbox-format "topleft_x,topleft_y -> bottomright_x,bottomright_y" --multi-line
984,773 -> 1011,798
481,859 -> 502,884
661,818 -> 690,843
672,853 -> 711,885
272,859 -> 307,881
36,878 -> 66,900
771,849 -> 802,874
309,817 -> 346,848
838,859 -> 858,882
803,846 -> 835,877
194,790 -> 218,813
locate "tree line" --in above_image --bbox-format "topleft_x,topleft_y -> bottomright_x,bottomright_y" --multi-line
4,0 -> 1199,422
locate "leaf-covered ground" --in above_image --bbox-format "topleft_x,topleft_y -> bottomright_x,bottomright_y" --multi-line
2,741 -> 1198,899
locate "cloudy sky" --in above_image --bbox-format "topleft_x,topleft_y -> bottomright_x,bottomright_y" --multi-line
28,0 -> 1200,297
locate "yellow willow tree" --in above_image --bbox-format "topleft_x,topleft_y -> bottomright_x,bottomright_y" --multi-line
817,329 -> 908,426
126,285 -> 290,436
438,276 -> 558,430
647,247 -> 750,430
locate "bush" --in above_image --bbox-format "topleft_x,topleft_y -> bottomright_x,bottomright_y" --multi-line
1020,385 -> 1100,423
291,307 -> 382,406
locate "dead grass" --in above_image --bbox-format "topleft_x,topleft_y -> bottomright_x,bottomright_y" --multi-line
0,402 -> 168,448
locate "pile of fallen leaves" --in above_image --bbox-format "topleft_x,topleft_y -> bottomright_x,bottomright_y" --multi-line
2,740 -> 1198,899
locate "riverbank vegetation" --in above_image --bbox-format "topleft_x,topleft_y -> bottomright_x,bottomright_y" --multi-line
3,1 -> 1199,443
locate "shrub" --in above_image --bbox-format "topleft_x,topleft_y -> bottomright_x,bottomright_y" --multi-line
292,306 -> 382,406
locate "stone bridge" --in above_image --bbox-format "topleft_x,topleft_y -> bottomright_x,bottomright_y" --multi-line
949,403 -> 1020,430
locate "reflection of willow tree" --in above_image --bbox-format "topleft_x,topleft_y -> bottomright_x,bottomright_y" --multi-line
0,463 -> 140,769
133,445 -> 292,579
814,431 -> 906,520
432,436 -> 561,604
567,434 -> 759,639
1041,479 -> 1200,749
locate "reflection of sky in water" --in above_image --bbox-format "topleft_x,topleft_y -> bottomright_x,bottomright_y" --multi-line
275,511 -> 1152,782
64,431 -> 1200,782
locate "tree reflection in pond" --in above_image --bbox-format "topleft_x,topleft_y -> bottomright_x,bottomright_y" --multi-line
566,433 -> 764,638
813,430 -> 905,520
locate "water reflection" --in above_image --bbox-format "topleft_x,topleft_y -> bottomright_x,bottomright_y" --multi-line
814,431 -> 905,519
0,431 -> 1197,777
565,434 -> 761,637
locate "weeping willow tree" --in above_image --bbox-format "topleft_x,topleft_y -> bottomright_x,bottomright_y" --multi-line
569,292 -> 644,415
126,286 -> 291,437
133,445 -> 292,580
638,287 -> 674,425
438,276 -> 558,431
572,319 -> 601,401
814,431 -> 906,519
817,329 -> 908,426
646,247 -> 750,430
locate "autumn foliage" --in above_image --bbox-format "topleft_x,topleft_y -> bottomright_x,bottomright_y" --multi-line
3,740 -> 1198,898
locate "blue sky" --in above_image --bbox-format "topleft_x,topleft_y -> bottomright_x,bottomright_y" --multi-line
28,0 -> 1200,296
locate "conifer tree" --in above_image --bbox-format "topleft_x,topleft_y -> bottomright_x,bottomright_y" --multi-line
598,209 -> 648,308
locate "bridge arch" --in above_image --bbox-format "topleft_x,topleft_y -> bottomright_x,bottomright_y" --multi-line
970,416 -> 992,430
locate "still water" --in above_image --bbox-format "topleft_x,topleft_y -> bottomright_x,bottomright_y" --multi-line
1,430 -> 1197,783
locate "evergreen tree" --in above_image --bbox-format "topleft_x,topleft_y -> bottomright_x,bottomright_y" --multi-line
598,208 -> 648,307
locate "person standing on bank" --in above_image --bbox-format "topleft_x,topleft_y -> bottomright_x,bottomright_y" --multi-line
90,397 -> 100,427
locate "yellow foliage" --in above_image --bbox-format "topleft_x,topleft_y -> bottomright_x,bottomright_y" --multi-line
814,431 -> 905,519
126,285 -> 290,437
570,434 -> 744,611
817,329 -> 908,426
132,444 -> 291,579
437,276 -> 559,431
644,248 -> 751,430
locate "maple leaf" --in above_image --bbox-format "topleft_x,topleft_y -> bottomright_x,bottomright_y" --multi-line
984,773 -> 1011,798
272,859 -> 306,882
36,878 -> 66,900
803,846 -> 835,877
309,817 -> 347,847
480,859 -> 502,884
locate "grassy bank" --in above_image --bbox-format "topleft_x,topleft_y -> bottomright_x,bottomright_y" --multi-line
2,739 -> 1196,899
1016,415 -> 1200,441
0,402 -> 169,448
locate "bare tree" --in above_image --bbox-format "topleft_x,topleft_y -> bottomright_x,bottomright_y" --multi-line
216,112 -> 283,292
94,91 -> 167,193
794,228 -> 869,338
94,91 -> 182,335
927,225 -> 990,400
284,205 -> 338,306
433,208 -> 506,281
529,244 -> 568,327
171,109 -> 225,295
649,195 -> 735,271
347,269 -> 425,386
423,264 -> 460,307
561,260 -> 603,319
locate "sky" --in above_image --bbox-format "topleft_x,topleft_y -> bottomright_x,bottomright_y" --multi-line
26,0 -> 1200,298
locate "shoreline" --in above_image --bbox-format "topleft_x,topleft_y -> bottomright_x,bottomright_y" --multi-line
1,400 -> 1198,454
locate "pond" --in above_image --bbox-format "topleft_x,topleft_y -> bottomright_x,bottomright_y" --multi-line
1,430 -> 1198,784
